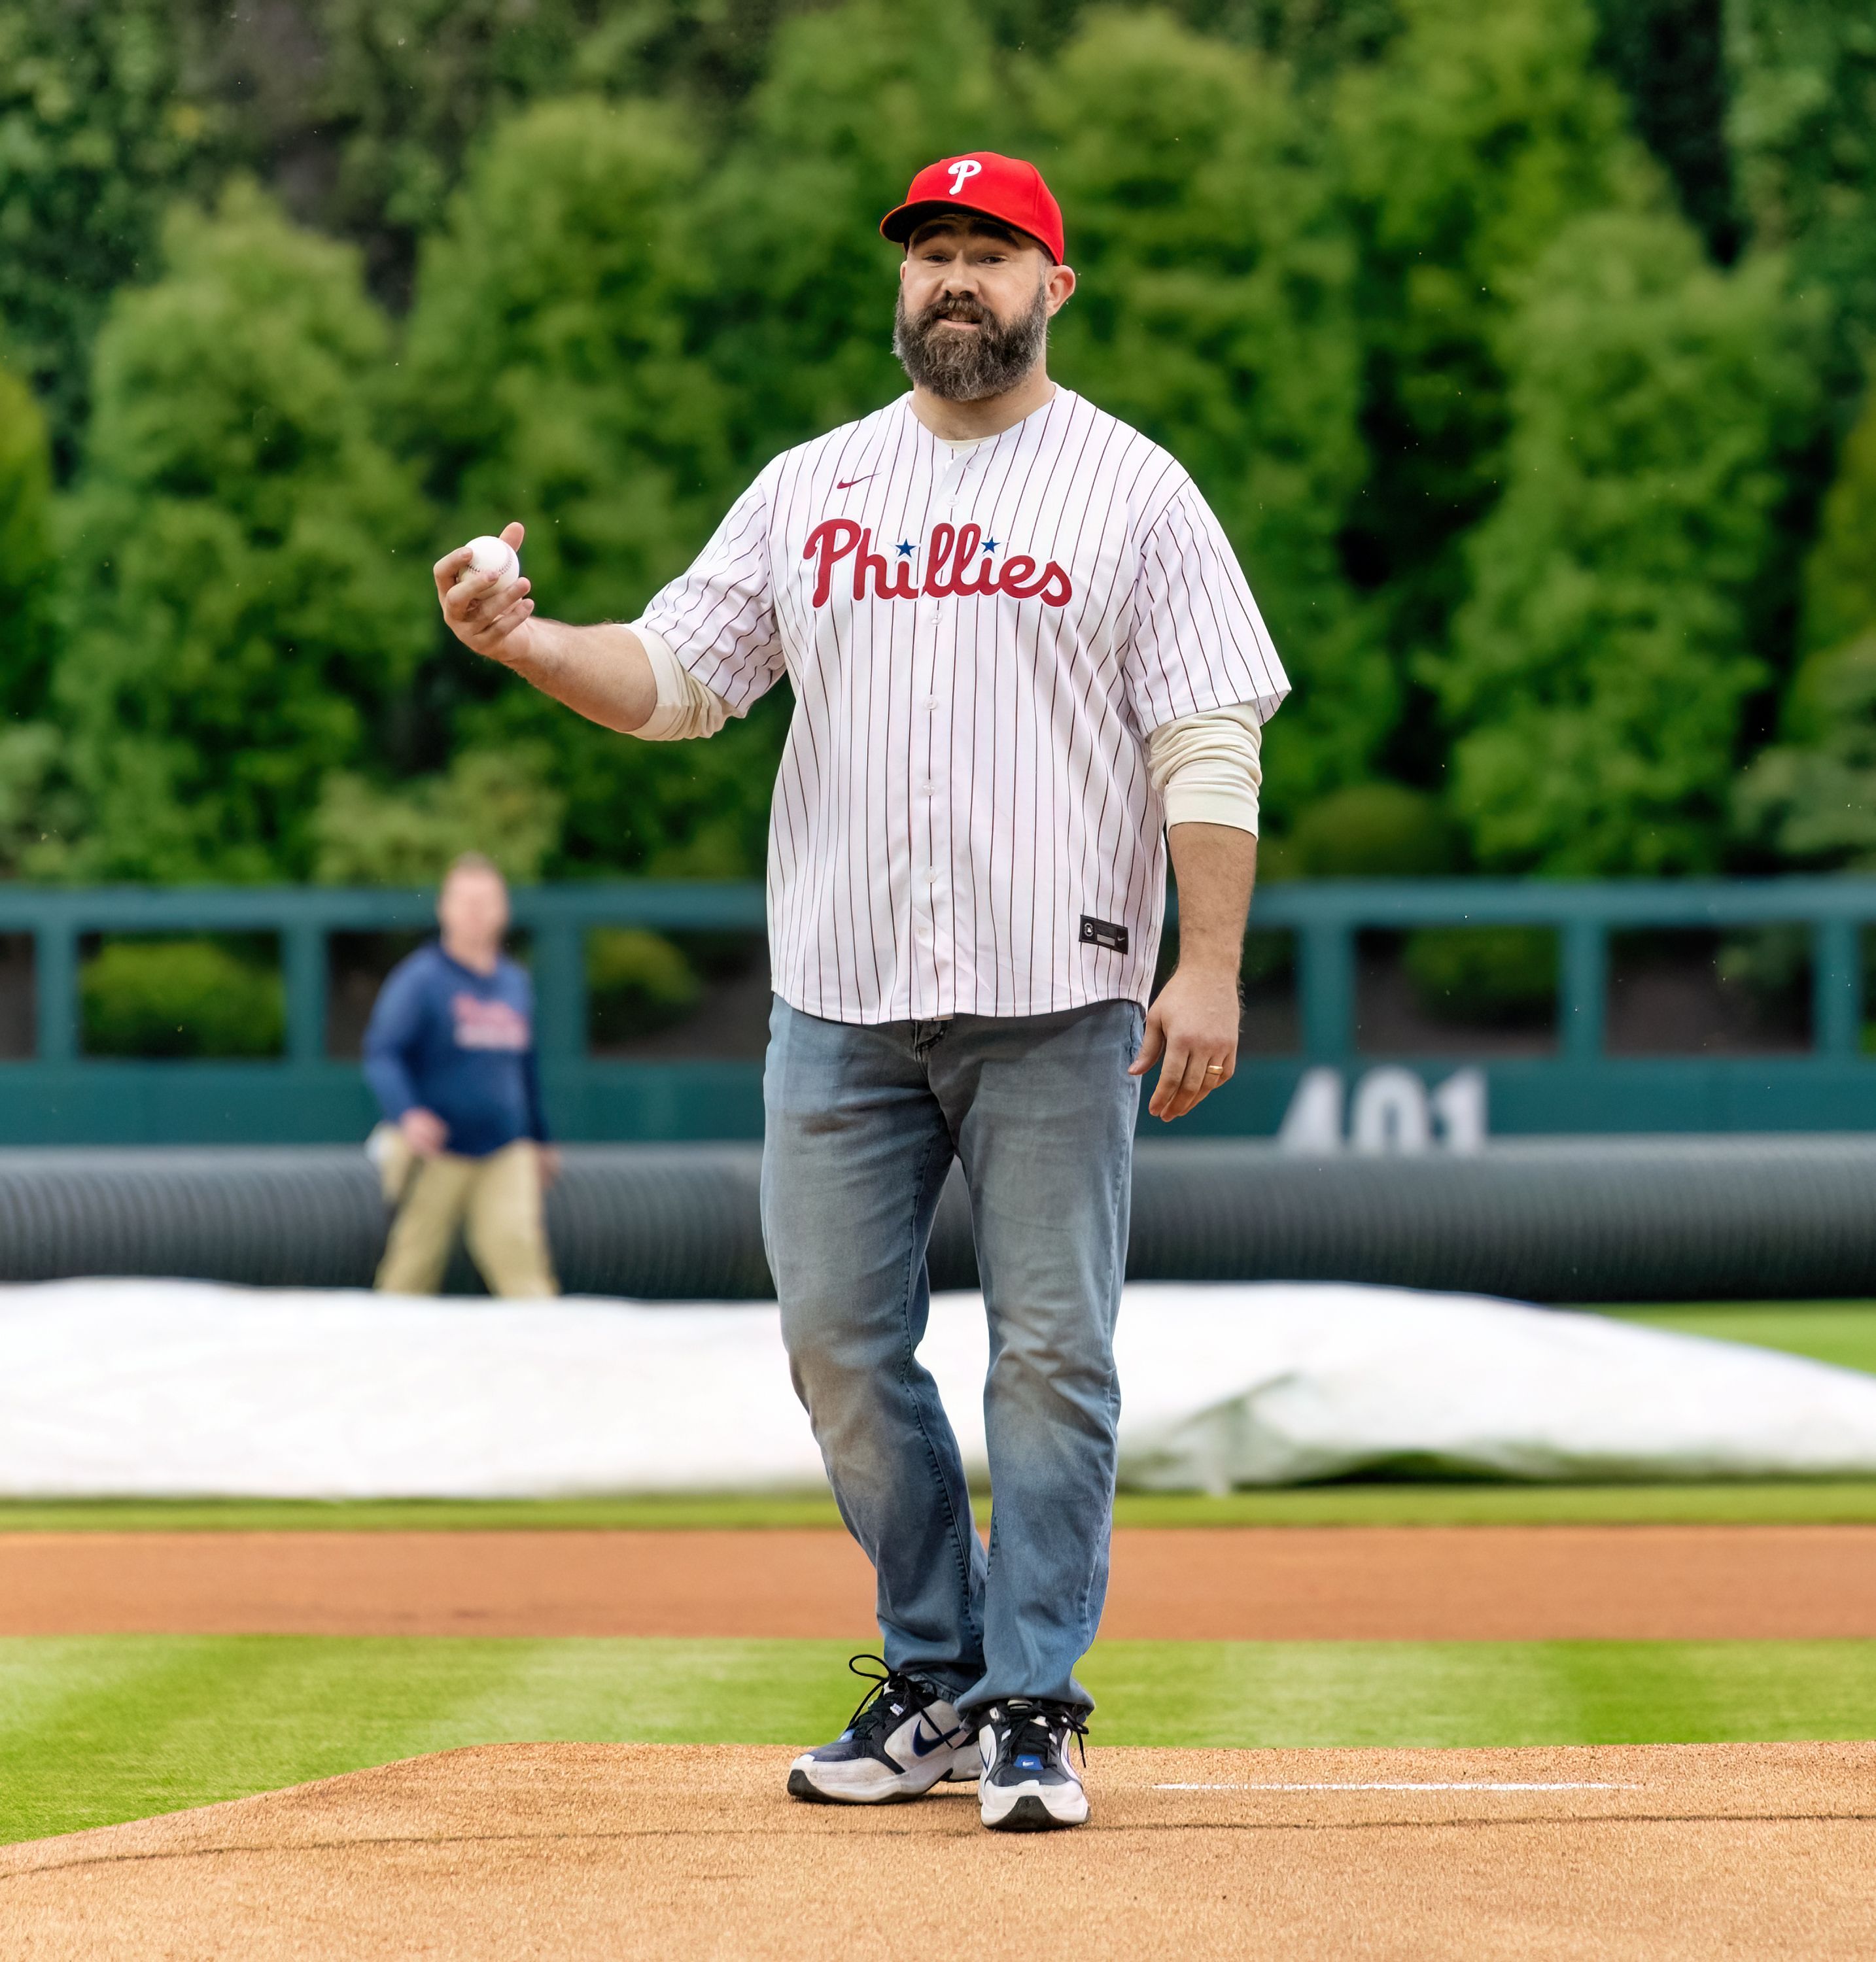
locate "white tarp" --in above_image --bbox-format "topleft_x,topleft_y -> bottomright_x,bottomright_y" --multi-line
3,1277 -> 1875,1497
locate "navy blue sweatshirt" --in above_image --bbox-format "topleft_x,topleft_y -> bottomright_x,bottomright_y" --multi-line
362,943 -> 549,1158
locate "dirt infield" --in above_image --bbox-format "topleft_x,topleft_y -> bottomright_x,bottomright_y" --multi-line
7,1524 -> 1876,1638
4,1740 -> 1872,1959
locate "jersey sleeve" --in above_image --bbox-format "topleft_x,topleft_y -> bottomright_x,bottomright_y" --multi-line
636,472 -> 786,714
1124,477 -> 1291,735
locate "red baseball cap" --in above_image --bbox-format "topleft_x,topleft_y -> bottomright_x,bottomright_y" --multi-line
880,152 -> 1065,263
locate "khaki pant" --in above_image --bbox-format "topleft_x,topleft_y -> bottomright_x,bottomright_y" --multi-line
374,1137 -> 559,1298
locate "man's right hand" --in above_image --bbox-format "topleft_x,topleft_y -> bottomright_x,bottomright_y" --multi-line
435,521 -> 535,668
401,1107 -> 449,1158
430,524 -> 660,734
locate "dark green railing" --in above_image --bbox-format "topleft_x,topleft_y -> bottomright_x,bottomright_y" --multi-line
1,878 -> 1873,1144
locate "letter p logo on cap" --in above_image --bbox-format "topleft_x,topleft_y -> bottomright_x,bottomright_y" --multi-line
879,151 -> 1066,264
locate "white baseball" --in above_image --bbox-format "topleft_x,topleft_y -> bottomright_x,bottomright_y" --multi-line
456,534 -> 520,585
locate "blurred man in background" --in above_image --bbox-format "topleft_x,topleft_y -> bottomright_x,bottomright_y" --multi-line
364,853 -> 559,1297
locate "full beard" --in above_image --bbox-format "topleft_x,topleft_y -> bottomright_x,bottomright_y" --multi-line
892,283 -> 1050,402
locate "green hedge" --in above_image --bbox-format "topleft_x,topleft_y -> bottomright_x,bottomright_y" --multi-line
1402,926 -> 1558,1026
82,939 -> 284,1058
586,928 -> 700,1048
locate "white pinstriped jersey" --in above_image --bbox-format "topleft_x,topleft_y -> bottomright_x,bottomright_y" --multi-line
638,388 -> 1289,1024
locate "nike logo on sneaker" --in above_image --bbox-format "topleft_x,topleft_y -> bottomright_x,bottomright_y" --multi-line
909,1719 -> 958,1758
835,475 -> 873,490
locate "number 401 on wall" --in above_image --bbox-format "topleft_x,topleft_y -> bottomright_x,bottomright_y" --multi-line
1276,1066 -> 1487,1155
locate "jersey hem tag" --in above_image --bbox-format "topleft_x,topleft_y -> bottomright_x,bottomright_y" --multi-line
1079,915 -> 1129,954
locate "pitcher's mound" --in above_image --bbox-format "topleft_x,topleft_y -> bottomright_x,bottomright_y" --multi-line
5,1740 -> 1873,1959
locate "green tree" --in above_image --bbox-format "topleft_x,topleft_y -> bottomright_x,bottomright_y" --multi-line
1588,0 -> 1741,260
1737,378 -> 1876,871
1798,380 -> 1876,659
1037,9 -> 1378,821
974,0 -> 1402,77
0,0 -> 835,460
401,97 -> 730,631
1331,0 -> 1656,768
0,358 -> 57,720
398,93 -> 778,876
1284,783 -> 1461,876
1427,211 -> 1815,874
0,0 -> 224,466
0,353 -> 63,876
1735,633 -> 1876,869
0,722 -> 65,876
697,0 -> 1011,463
1726,0 -> 1876,398
53,181 -> 434,882
196,2 -> 834,309
312,746 -> 566,885
292,0 -> 600,302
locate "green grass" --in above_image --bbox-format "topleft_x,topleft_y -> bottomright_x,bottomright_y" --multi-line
10,1480 -> 1876,1531
1113,1482 -> 1876,1524
1605,1301 -> 1876,1376
5,1633 -> 1875,1847
0,1494 -> 852,1534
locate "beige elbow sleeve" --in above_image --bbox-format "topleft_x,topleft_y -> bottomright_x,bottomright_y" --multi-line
631,625 -> 732,741
1147,704 -> 1264,835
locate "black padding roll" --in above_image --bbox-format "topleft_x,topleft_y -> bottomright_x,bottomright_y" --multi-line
1122,1137 -> 1876,1302
1,1136 -> 1873,1302
542,1146 -> 771,1299
0,1149 -> 389,1290
0,1145 -> 778,1299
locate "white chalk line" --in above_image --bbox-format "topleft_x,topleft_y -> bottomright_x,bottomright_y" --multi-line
1155,1781 -> 1641,1793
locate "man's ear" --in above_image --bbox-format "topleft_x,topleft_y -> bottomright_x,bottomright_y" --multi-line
1045,262 -> 1077,317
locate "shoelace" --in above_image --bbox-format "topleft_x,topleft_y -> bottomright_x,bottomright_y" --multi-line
990,1698 -> 1089,1771
839,1653 -> 944,1742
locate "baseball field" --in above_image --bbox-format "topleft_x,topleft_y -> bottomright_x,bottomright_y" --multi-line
6,1299 -> 1876,1956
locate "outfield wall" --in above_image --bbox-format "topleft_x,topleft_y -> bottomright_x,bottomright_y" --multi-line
6,878 -> 1876,1143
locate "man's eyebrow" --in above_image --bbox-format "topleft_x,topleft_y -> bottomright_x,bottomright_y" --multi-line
909,218 -> 1020,248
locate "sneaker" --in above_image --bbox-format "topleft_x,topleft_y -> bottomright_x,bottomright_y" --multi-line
787,1655 -> 981,1805
976,1699 -> 1090,1831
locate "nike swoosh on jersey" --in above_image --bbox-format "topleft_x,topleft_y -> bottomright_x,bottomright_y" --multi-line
834,475 -> 873,490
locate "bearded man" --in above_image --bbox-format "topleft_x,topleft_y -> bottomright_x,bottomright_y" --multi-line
435,151 -> 1288,1832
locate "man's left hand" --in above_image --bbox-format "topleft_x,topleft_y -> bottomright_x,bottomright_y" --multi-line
1129,964 -> 1240,1121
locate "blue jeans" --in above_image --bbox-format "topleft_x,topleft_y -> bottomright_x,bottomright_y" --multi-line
761,995 -> 1143,1715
